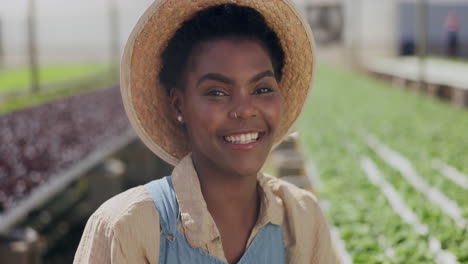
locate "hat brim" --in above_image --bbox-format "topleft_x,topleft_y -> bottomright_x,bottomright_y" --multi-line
121,0 -> 315,166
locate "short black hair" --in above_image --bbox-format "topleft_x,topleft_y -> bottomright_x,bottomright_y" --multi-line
159,4 -> 285,94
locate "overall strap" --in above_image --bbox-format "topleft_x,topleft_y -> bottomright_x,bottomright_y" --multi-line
144,176 -> 179,236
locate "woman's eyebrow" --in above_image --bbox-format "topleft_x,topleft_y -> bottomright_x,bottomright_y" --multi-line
196,70 -> 275,87
248,70 -> 275,84
197,73 -> 234,86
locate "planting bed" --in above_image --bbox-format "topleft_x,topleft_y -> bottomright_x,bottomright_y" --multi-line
0,87 -> 131,213
297,65 -> 468,263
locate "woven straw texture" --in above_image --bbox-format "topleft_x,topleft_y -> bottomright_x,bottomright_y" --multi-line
121,0 -> 315,166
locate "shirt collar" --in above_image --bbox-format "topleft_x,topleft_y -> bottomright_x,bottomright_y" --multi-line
171,154 -> 284,248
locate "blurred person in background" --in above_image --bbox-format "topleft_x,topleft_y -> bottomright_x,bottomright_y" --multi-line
444,13 -> 460,57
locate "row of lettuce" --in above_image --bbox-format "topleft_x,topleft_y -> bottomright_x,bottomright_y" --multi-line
297,65 -> 468,263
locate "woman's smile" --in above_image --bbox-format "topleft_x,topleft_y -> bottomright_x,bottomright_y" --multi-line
221,131 -> 266,150
222,131 -> 263,144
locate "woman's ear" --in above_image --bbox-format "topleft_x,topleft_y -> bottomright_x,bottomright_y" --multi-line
169,88 -> 184,124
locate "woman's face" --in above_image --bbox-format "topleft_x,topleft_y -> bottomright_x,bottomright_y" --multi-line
173,38 -> 282,177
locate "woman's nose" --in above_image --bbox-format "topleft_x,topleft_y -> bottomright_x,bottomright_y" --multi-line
230,95 -> 259,120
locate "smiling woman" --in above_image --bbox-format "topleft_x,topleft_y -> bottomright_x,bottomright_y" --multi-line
171,38 -> 282,180
74,1 -> 337,264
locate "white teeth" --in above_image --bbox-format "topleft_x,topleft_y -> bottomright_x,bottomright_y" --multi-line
224,132 -> 260,144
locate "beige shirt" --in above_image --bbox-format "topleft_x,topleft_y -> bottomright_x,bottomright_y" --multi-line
74,155 -> 338,263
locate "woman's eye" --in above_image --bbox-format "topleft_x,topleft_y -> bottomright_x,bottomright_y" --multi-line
254,87 -> 274,94
205,90 -> 228,96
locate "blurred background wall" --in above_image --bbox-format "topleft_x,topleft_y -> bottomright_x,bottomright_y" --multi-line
1,0 -> 467,69
399,0 -> 468,58
0,0 -> 154,67
306,0 -> 468,65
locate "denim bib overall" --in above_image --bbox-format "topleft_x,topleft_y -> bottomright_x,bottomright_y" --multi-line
145,176 -> 287,264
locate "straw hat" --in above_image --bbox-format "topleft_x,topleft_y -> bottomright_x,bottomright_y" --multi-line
120,0 -> 315,166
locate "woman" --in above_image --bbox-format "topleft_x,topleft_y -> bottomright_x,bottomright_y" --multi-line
74,1 -> 337,263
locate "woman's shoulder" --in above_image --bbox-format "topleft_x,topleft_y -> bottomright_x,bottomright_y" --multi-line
75,185 -> 162,263
261,173 -> 321,212
90,184 -> 159,228
261,174 -> 337,263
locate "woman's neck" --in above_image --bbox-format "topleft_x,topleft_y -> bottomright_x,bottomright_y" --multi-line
191,153 -> 261,263
191,153 -> 260,222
